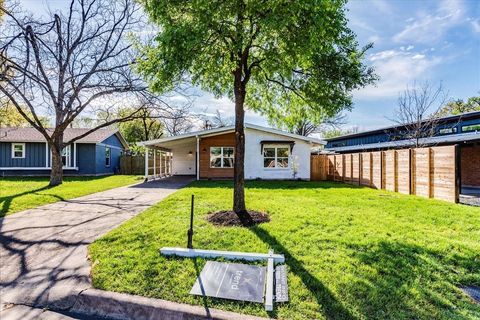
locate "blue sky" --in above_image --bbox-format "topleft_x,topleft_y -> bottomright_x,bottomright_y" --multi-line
19,0 -> 480,132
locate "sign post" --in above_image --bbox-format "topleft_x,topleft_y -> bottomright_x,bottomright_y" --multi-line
187,195 -> 194,249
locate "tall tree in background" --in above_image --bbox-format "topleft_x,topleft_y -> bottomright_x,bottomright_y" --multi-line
0,0 -> 168,186
269,112 -> 347,137
436,96 -> 480,116
139,0 -> 376,217
391,81 -> 448,147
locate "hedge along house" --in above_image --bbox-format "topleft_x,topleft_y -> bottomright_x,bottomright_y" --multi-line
140,123 -> 324,180
0,127 -> 128,176
323,111 -> 480,202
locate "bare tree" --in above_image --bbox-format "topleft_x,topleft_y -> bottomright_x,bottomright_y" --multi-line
162,105 -> 195,136
0,0 -> 167,185
391,81 -> 448,147
269,113 -> 346,137
199,109 -> 234,130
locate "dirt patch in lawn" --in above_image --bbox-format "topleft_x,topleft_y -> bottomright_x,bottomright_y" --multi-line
206,210 -> 270,227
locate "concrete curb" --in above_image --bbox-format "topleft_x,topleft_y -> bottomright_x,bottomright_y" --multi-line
69,288 -> 268,320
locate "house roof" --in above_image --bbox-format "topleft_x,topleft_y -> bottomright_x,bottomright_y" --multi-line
324,111 -> 480,142
139,123 -> 325,146
0,127 -> 129,148
327,131 -> 480,153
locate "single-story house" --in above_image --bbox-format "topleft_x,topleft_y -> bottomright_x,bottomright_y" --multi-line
140,123 -> 324,180
0,127 -> 128,176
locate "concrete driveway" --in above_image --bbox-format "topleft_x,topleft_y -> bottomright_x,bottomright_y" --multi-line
0,176 -> 194,313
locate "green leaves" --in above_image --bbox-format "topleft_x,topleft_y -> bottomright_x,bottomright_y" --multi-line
138,0 -> 377,126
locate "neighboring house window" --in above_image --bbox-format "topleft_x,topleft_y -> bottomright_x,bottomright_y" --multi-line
12,143 -> 25,159
263,146 -> 289,168
438,127 -> 457,135
210,147 -> 234,168
105,147 -> 111,167
62,145 -> 71,168
462,124 -> 480,133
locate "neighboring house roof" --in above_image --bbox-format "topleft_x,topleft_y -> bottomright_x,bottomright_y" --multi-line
327,131 -> 480,153
0,127 -> 129,148
139,123 -> 325,146
324,111 -> 480,142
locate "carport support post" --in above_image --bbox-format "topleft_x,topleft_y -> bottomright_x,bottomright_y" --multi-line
144,147 -> 148,179
153,149 -> 156,178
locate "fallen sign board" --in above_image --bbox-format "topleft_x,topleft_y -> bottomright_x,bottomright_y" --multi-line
190,261 -> 266,303
275,265 -> 289,302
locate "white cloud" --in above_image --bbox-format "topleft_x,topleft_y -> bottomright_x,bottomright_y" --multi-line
355,50 -> 442,99
471,19 -> 480,33
411,54 -> 425,60
393,0 -> 464,43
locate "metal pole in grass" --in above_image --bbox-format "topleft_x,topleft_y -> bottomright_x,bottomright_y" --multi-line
187,194 -> 194,249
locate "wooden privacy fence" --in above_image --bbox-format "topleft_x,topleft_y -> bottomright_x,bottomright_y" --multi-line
311,145 -> 459,203
120,153 -> 172,176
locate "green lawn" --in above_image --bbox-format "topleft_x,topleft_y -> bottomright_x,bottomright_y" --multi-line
89,181 -> 480,320
0,175 -> 142,217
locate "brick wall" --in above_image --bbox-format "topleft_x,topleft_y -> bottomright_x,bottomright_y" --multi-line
461,145 -> 480,186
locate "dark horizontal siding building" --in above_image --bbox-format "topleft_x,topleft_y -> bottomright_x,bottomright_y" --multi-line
0,127 -> 128,176
325,111 -> 480,152
324,111 -> 480,195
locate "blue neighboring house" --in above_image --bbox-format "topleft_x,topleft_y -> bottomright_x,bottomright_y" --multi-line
0,127 -> 128,176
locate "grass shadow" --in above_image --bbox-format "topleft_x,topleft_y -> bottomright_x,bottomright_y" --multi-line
250,226 -> 357,320
189,179 -> 361,191
344,241 -> 480,319
0,185 -> 56,217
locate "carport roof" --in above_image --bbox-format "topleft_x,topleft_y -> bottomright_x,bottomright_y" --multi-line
139,123 -> 325,147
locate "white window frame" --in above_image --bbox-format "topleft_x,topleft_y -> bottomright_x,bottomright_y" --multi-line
11,143 -> 25,159
61,145 -> 71,168
105,147 -> 111,167
263,145 -> 290,169
209,146 -> 234,168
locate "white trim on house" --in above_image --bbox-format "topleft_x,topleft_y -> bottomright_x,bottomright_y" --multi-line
139,123 -> 325,147
73,143 -> 77,168
11,143 -> 25,159
45,142 -> 49,167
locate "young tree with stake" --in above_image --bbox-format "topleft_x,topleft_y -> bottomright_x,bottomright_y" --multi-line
139,0 -> 376,217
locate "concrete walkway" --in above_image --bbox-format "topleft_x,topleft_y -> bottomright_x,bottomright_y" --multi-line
0,176 -> 194,317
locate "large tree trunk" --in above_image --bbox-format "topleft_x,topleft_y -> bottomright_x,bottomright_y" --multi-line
49,139 -> 64,186
233,71 -> 247,215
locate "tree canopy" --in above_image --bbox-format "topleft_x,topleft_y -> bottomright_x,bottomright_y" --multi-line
139,0 -> 376,124
139,0 -> 376,215
437,96 -> 480,117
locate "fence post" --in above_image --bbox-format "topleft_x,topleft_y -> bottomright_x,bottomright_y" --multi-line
428,147 -> 432,198
455,144 -> 460,203
358,153 -> 362,186
368,152 -> 373,187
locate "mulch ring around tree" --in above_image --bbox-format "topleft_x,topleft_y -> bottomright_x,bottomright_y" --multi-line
206,210 -> 270,227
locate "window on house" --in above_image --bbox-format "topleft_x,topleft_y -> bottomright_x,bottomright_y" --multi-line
12,143 -> 25,159
105,147 -> 111,167
462,124 -> 480,133
210,147 -> 234,168
61,145 -> 71,168
263,146 -> 289,168
438,127 -> 458,135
